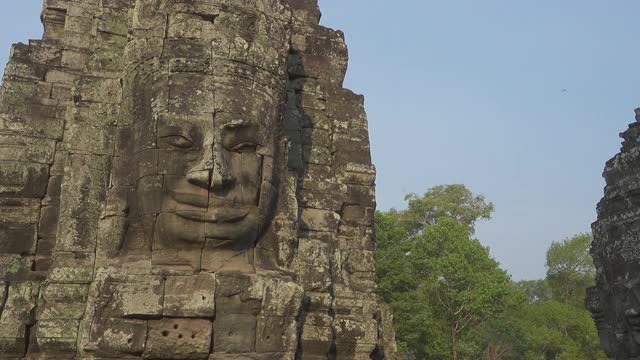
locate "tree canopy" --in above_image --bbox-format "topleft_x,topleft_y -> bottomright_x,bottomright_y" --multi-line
376,185 -> 516,359
375,184 -> 606,359
401,184 -> 495,235
545,233 -> 595,306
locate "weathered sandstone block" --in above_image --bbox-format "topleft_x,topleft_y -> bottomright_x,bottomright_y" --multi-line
0,0 -> 397,358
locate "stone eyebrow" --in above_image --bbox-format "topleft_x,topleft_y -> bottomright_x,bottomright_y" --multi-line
220,119 -> 253,129
158,124 -> 192,137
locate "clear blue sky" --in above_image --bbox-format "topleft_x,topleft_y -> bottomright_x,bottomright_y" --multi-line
2,1 -> 638,280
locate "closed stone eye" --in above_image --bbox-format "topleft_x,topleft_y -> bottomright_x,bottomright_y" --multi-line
163,135 -> 195,149
230,142 -> 258,153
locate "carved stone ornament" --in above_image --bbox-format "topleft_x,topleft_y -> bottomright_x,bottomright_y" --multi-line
589,109 -> 640,359
0,0 -> 397,359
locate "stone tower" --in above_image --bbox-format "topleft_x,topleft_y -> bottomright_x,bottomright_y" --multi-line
0,0 -> 397,359
588,109 -> 640,358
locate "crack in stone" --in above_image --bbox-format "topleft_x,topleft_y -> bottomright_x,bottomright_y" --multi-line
0,282 -> 9,320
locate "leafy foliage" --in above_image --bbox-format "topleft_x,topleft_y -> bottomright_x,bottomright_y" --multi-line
402,184 -> 495,235
545,233 -> 595,306
515,280 -> 552,304
376,185 -> 516,359
518,301 -> 606,360
375,185 -> 606,359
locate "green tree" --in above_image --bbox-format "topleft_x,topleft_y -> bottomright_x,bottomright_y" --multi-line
516,279 -> 552,304
402,184 -> 494,235
519,301 -> 606,360
378,219 -> 517,359
492,233 -> 606,360
545,233 -> 595,306
375,210 -> 414,300
375,187 -> 606,359
460,312 -> 527,360
420,219 -> 516,360
375,185 -> 515,359
462,296 -> 606,360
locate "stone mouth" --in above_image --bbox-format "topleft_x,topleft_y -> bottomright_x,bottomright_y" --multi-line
170,191 -> 209,209
175,208 -> 251,223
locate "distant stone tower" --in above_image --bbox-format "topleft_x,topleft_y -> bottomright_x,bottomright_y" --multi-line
588,109 -> 640,358
0,0 -> 397,359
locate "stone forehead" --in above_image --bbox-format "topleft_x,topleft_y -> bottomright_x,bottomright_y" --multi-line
211,62 -> 289,94
172,0 -> 293,23
166,14 -> 292,79
131,0 -> 294,76
157,112 -> 276,133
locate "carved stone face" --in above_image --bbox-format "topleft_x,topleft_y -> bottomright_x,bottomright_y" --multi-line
609,257 -> 640,355
153,79 -> 279,250
620,282 -> 640,352
586,286 -> 616,356
121,2 -> 289,272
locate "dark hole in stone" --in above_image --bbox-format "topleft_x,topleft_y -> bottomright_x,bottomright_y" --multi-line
162,331 -> 169,337
202,296 -> 206,300
174,324 -> 179,329
127,338 -> 133,344
194,13 -> 218,24
191,334 -> 196,339
178,334 -> 183,339
228,331 -> 233,336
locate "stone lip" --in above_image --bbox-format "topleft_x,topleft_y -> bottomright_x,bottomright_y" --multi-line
176,208 -> 252,223
170,191 -> 210,209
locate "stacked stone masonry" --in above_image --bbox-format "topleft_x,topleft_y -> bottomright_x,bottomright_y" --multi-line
0,0 -> 397,359
589,109 -> 640,358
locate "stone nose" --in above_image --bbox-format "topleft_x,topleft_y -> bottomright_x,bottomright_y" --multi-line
186,142 -> 233,191
186,168 -> 211,189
